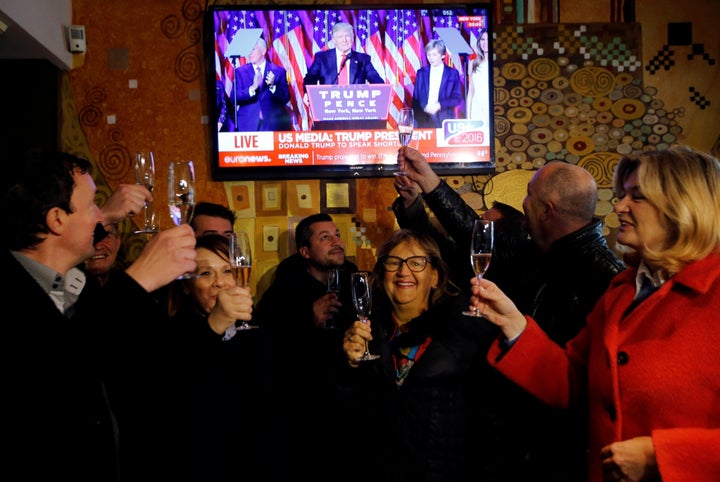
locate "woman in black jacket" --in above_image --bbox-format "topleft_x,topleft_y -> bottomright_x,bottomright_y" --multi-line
342,229 -> 497,482
166,233 -> 269,481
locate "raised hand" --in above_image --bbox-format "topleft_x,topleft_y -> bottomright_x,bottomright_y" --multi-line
393,172 -> 420,208
101,183 -> 151,224
397,147 -> 441,193
125,224 -> 197,292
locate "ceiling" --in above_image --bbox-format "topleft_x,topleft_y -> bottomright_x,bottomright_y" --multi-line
0,9 -> 70,69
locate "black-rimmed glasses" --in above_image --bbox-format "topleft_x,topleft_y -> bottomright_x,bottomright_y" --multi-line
382,255 -> 429,272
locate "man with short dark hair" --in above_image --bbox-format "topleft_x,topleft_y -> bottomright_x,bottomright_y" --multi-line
190,201 -> 236,237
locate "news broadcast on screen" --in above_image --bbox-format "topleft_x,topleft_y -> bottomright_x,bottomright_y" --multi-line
205,4 -> 494,179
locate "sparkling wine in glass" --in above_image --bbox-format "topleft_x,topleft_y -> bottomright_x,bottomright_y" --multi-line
133,151 -> 158,234
168,160 -> 198,279
395,108 -> 414,176
229,231 -> 258,330
351,271 -> 379,361
463,219 -> 494,316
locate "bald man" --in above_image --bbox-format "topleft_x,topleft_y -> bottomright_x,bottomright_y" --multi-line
392,146 -> 624,482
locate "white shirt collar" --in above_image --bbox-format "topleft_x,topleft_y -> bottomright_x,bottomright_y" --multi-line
635,260 -> 667,293
12,250 -> 86,314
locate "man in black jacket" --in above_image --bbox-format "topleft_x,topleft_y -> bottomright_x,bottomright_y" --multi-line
254,213 -> 358,481
2,151 -> 198,482
392,147 -> 625,482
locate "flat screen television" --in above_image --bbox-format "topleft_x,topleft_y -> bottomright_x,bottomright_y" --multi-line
204,3 -> 494,180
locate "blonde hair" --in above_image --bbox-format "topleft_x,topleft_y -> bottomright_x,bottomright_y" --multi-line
613,145 -> 720,273
470,28 -> 489,73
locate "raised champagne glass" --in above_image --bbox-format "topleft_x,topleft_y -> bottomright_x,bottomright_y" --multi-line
463,219 -> 494,316
229,231 -> 258,330
395,107 -> 414,176
351,271 -> 379,361
133,151 -> 158,234
168,160 -> 198,279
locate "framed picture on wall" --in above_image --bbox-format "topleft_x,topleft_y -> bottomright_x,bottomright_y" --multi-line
255,181 -> 287,216
320,179 -> 356,214
287,180 -> 320,217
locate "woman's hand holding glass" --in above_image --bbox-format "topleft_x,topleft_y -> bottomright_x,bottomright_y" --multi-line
207,284 -> 254,335
469,276 -> 527,341
343,318 -> 375,366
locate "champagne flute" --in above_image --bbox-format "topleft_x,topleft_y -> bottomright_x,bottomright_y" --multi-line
395,107 -> 414,176
351,271 -> 379,361
463,219 -> 494,316
229,231 -> 258,330
168,160 -> 198,279
133,151 -> 158,234
325,268 -> 342,330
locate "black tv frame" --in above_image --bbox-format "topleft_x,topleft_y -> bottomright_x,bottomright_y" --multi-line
204,3 -> 494,180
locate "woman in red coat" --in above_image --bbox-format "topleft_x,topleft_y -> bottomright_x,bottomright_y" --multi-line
470,146 -> 720,482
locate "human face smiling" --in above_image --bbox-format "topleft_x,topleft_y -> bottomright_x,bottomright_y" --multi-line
478,31 -> 488,55
614,169 -> 671,256
85,224 -> 121,279
382,240 -> 438,315
189,247 -> 235,313
332,28 -> 354,54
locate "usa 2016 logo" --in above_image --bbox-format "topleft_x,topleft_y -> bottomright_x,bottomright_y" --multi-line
437,120 -> 487,147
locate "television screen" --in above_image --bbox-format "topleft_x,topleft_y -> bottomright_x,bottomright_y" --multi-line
205,3 -> 494,180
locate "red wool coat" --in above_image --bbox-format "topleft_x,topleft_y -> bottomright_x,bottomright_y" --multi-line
488,253 -> 720,482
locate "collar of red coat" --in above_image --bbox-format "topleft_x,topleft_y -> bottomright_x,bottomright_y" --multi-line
610,252 -> 720,295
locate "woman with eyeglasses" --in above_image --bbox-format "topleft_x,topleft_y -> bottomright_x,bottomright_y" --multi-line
341,229 -> 498,482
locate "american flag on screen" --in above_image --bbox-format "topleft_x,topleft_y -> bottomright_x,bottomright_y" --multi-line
312,10 -> 331,52
389,10 -> 423,128
355,10 -> 385,76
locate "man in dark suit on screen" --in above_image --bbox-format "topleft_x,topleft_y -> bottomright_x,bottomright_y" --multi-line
303,22 -> 386,130
232,37 -> 293,132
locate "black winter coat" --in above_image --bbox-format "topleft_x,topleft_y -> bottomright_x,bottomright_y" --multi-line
340,293 -> 497,482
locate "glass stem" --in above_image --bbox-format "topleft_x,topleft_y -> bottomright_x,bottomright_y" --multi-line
143,200 -> 151,228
